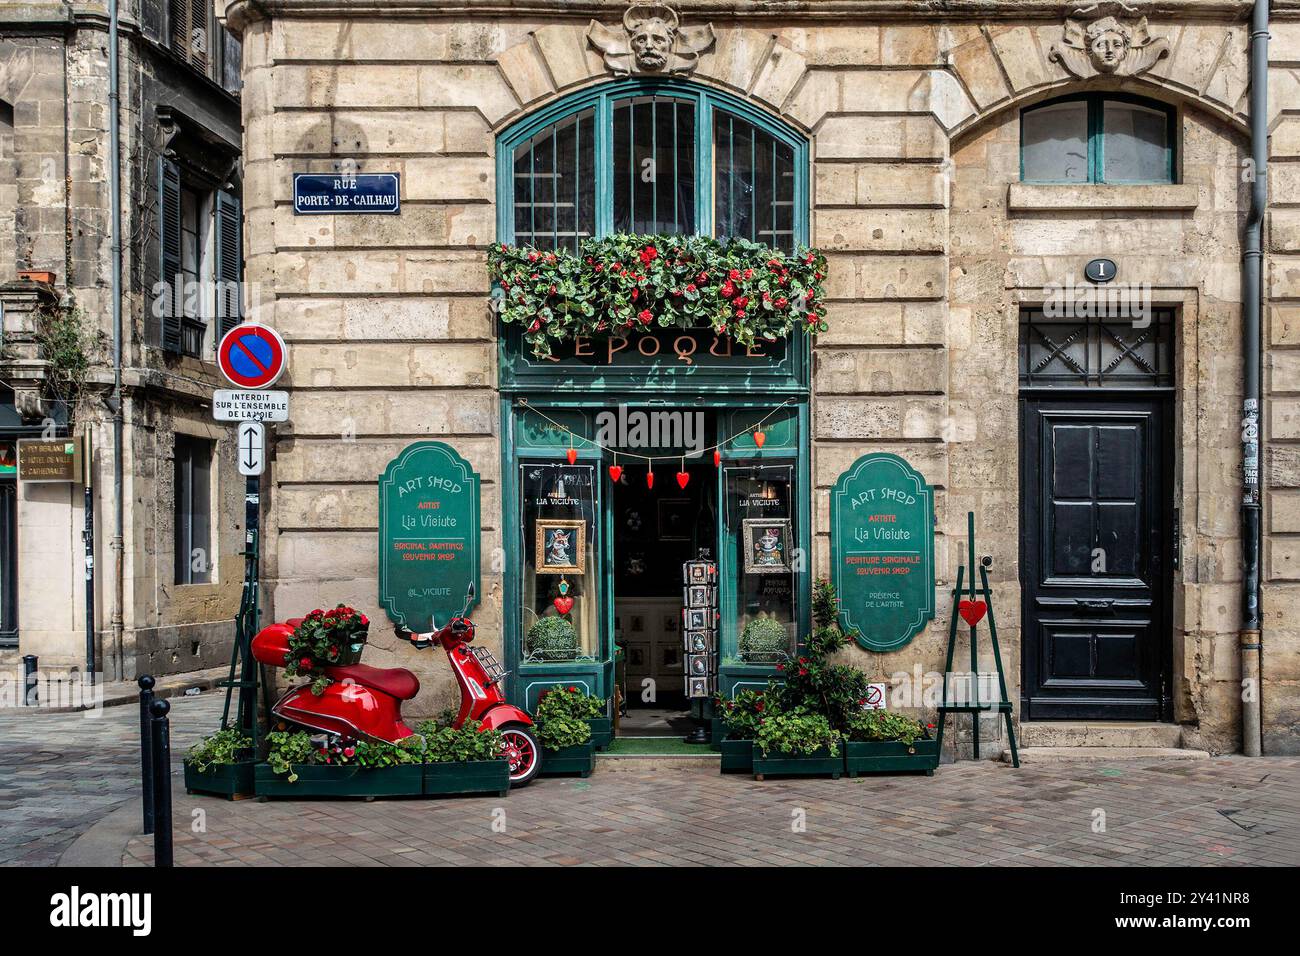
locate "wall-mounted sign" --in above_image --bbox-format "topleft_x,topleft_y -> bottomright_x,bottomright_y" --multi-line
217,323 -> 286,389
520,326 -> 787,369
831,453 -> 935,652
379,441 -> 481,630
293,173 -> 400,215
17,438 -> 81,483
1084,258 -> 1117,284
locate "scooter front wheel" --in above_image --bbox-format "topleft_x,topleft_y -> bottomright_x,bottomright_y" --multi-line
499,724 -> 541,786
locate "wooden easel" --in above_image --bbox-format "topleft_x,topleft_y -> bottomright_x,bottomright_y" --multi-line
934,512 -> 1020,768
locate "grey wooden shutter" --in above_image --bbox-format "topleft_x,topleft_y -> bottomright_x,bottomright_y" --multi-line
214,189 -> 242,339
158,157 -> 183,354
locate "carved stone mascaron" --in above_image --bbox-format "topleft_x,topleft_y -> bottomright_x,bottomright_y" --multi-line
587,3 -> 715,77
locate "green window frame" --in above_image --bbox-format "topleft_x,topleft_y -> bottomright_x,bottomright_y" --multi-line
495,78 -> 810,251
1020,93 -> 1177,185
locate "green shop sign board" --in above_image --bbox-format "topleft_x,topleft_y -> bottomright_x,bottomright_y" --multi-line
379,441 -> 481,629
830,453 -> 935,652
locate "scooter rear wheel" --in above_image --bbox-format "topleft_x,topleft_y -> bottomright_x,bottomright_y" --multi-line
499,724 -> 541,786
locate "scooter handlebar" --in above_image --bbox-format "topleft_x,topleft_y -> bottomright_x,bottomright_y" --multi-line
395,624 -> 435,650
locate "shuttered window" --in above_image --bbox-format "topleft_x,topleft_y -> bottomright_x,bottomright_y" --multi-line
169,0 -> 210,73
174,435 -> 213,585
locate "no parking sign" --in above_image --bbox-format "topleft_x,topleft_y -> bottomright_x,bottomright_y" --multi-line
217,324 -> 287,389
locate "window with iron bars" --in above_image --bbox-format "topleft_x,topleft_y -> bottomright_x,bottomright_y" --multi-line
1019,308 -> 1174,389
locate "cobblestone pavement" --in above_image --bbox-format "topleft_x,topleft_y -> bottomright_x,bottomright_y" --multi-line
6,694 -> 1300,867
0,693 -> 224,866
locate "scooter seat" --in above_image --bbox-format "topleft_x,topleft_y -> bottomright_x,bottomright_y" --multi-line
325,663 -> 420,701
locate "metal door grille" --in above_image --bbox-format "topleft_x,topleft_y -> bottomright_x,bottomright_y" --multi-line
1019,308 -> 1174,389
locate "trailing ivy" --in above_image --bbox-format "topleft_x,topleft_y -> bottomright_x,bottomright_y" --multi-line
33,305 -> 104,415
487,234 -> 828,360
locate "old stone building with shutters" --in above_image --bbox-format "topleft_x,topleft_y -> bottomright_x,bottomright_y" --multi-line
219,0 -> 1300,756
0,1 -> 248,688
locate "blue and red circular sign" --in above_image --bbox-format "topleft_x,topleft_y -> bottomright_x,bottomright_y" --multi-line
217,324 -> 287,389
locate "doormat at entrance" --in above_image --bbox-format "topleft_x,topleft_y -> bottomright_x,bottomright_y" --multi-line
605,737 -> 719,756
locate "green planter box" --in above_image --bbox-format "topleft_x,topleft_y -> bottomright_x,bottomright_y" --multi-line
254,762 -> 424,799
587,717 -> 613,752
423,760 -> 511,797
752,742 -> 844,780
844,738 -> 939,777
719,738 -> 754,774
710,717 -> 726,749
184,759 -> 255,799
539,742 -> 594,777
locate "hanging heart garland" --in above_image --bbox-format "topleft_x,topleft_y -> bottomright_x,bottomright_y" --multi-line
753,430 -> 767,449
646,469 -> 655,490
676,471 -> 690,489
609,464 -> 623,482
713,450 -> 721,467
566,447 -> 578,465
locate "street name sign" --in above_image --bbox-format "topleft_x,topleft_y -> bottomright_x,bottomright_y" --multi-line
831,453 -> 936,652
212,389 -> 289,422
293,173 -> 400,215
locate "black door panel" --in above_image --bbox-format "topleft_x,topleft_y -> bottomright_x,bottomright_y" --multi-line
1021,397 -> 1172,721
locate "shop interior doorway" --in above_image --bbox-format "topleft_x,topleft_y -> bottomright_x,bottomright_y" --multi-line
613,456 -> 716,736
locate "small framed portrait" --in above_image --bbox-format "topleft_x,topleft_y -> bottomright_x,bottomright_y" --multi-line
657,498 -> 692,541
684,631 -> 712,655
687,676 -> 711,699
742,518 -> 792,574
684,561 -> 715,585
683,607 -> 711,631
684,584 -> 713,608
535,518 -> 586,574
685,653 -> 712,677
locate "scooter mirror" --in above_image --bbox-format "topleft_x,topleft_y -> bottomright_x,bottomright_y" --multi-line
459,582 -> 476,618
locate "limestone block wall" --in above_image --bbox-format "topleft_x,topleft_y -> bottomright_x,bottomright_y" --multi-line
224,0 -> 1296,749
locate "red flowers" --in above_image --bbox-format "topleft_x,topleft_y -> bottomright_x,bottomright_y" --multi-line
638,309 -> 653,325
639,245 -> 658,265
299,657 -> 313,670
720,280 -> 736,298
686,283 -> 697,293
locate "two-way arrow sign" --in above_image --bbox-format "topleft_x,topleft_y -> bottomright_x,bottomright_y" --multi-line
237,421 -> 265,477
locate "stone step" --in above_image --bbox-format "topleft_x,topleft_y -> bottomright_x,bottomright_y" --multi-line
1003,746 -> 1210,764
595,753 -> 720,772
1018,721 -> 1184,749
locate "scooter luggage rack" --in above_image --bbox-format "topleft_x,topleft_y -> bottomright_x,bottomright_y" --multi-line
470,645 -> 507,684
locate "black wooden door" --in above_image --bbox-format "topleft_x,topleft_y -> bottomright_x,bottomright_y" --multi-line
1021,397 -> 1172,720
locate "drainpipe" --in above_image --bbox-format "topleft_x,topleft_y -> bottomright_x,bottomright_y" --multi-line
1241,0 -> 1269,758
108,0 -> 125,680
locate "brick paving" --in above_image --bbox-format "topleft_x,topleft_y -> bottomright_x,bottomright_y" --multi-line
5,693 -> 1299,867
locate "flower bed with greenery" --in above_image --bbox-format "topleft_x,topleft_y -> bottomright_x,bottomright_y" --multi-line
183,728 -> 255,798
533,685 -> 604,776
412,719 -> 511,797
488,234 -> 828,359
714,579 -> 939,781
282,605 -> 370,696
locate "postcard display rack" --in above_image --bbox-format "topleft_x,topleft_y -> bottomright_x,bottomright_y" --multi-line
682,552 -> 719,743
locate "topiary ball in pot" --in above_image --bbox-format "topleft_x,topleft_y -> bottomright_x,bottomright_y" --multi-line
740,617 -> 788,662
527,615 -> 578,661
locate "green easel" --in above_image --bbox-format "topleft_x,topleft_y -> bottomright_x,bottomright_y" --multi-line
934,512 -> 1020,768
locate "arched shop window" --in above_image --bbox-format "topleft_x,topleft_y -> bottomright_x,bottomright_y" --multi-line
1021,93 -> 1176,184
501,80 -> 806,253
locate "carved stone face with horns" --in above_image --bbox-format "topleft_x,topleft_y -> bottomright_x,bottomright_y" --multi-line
627,6 -> 677,71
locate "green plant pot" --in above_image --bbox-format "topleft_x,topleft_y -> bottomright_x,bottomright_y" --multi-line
253,762 -> 424,798
423,760 -> 511,797
539,742 -> 595,777
184,759 -> 255,799
719,738 -> 754,774
587,717 -> 613,751
752,742 -> 844,780
844,738 -> 940,777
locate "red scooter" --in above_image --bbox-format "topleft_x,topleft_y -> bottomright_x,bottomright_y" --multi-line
252,585 -> 542,784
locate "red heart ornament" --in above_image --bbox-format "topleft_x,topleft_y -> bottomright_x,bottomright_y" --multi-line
713,450 -> 721,466
646,471 -> 655,490
753,430 -> 766,448
566,448 -> 577,465
958,600 -> 987,626
608,465 -> 623,482
553,596 -> 574,615
676,471 -> 690,489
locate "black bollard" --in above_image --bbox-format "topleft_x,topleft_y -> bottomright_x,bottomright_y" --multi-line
138,675 -> 155,834
149,699 -> 173,868
21,655 -> 37,706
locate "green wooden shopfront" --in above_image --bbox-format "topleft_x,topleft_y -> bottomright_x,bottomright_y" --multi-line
493,79 -> 812,721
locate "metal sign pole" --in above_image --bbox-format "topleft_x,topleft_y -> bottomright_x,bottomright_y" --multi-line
237,473 -> 260,741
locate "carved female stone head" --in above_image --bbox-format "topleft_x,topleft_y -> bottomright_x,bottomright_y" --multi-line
1085,16 -> 1131,73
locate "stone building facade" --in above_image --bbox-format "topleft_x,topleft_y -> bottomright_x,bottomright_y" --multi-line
220,0 -> 1300,755
0,2 -> 247,684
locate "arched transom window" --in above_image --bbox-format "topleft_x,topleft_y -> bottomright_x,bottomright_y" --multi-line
499,81 -> 807,253
1021,93 -> 1176,184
